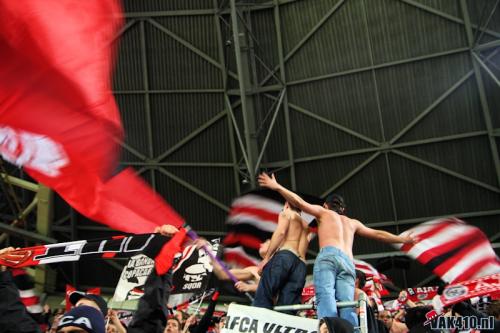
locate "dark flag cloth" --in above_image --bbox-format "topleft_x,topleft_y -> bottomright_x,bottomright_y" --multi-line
0,0 -> 183,234
0,229 -> 187,275
170,238 -> 221,294
223,189 -> 321,267
396,218 -> 500,283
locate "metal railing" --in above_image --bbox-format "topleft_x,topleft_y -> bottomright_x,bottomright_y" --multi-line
273,293 -> 368,333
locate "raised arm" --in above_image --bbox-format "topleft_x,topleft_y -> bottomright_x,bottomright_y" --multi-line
353,220 -> 415,244
258,173 -> 326,218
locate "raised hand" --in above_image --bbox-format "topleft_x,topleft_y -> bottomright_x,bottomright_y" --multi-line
154,224 -> 180,237
257,173 -> 280,190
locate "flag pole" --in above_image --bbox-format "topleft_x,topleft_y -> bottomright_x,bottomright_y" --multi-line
183,225 -> 254,302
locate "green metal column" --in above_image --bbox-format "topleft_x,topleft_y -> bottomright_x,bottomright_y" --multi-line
229,0 -> 260,187
35,184 -> 54,293
274,0 -> 297,190
459,0 -> 500,187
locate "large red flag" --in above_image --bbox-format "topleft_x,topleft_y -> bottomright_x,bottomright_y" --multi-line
0,0 -> 183,233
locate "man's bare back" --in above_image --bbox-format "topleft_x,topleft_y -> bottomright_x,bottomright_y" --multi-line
280,204 -> 311,259
317,212 -> 357,259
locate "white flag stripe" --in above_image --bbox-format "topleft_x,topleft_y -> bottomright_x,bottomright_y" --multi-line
224,246 -> 260,266
442,241 -> 497,282
26,304 -> 43,314
227,214 -> 277,232
19,289 -> 36,298
231,195 -> 283,213
406,224 -> 476,260
470,261 -> 500,280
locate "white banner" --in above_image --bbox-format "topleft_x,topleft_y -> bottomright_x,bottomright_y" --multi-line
222,304 -> 319,333
113,254 -> 155,302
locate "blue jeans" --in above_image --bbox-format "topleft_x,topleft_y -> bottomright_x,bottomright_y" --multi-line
253,250 -> 306,314
313,246 -> 357,327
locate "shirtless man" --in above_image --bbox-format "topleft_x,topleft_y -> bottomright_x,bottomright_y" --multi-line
252,201 -> 311,311
258,173 -> 414,325
379,310 -> 408,333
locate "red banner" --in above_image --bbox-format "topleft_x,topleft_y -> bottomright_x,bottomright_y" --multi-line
433,273 -> 500,313
0,0 -> 183,233
406,286 -> 438,302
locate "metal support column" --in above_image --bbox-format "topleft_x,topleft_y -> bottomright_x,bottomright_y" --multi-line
214,0 -> 241,196
459,0 -> 500,187
34,185 -> 54,292
274,0 -> 297,190
229,0 -> 260,186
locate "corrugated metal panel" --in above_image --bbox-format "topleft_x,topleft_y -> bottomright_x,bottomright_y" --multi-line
165,166 -> 237,206
165,115 -> 233,163
154,171 -> 229,232
115,94 -> 149,161
279,0 -> 348,55
250,8 -> 279,83
376,52 -> 474,140
396,79 -> 484,142
389,153 -> 500,220
150,93 -> 224,156
123,0 -> 214,12
483,52 -> 500,128
294,154 -> 392,222
145,20 -> 222,90
287,71 -> 384,143
155,15 -> 220,61
289,108 -> 375,160
113,23 -> 144,90
467,0 -> 500,37
400,136 -> 497,186
366,0 -> 468,64
414,0 -> 461,17
332,155 -> 397,223
256,94 -> 289,163
284,0 -> 372,82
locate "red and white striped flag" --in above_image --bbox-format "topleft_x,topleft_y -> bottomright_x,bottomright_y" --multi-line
353,258 -> 390,296
353,258 -> 389,282
397,218 -> 500,283
223,189 -> 320,267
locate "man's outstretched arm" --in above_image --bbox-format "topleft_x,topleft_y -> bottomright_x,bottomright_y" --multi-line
354,220 -> 415,244
258,173 -> 325,218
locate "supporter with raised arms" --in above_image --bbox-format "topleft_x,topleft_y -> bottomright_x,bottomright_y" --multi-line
258,172 -> 415,326
252,202 -> 312,312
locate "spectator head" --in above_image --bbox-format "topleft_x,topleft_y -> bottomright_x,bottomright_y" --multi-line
355,270 -> 366,289
324,194 -> 346,215
165,317 -> 181,333
319,317 -> 354,333
174,309 -> 188,324
379,310 -> 394,329
69,291 -> 108,315
219,316 -> 227,329
57,305 -> 105,333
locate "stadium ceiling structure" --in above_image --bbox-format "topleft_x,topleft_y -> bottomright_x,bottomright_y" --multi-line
1,0 -> 499,292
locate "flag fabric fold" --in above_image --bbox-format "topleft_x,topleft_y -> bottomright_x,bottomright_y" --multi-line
0,0 -> 183,234
397,218 -> 500,283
